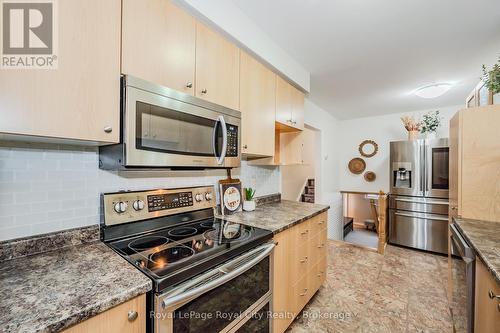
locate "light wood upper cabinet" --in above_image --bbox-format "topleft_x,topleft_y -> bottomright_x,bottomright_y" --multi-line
276,76 -> 293,126
239,51 -> 276,157
474,259 -> 500,333
62,294 -> 146,333
276,76 -> 304,131
449,106 -> 500,221
121,0 -> 196,95
195,22 -> 240,110
291,88 -> 305,130
0,0 -> 121,144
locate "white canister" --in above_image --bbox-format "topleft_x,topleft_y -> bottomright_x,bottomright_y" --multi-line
243,200 -> 256,212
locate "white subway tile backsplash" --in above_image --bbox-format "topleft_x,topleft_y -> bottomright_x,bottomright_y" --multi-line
0,143 -> 280,241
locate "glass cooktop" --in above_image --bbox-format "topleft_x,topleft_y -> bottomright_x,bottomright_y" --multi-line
108,217 -> 272,291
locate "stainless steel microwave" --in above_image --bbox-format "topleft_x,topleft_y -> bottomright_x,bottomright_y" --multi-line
99,76 -> 241,170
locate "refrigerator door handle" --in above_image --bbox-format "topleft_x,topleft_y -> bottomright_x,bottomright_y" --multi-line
420,142 -> 426,196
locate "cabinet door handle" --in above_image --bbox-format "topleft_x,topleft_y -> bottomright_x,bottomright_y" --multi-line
300,230 -> 309,235
318,220 -> 324,225
201,89 -> 207,94
299,256 -> 308,263
488,290 -> 500,300
186,82 -> 193,88
299,288 -> 308,296
128,310 -> 138,322
243,144 -> 248,149
103,126 -> 112,133
318,244 -> 324,248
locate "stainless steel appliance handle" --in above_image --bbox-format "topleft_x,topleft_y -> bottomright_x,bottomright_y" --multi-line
161,243 -> 275,309
394,197 -> 449,205
214,115 -> 228,165
450,223 -> 475,260
394,211 -> 449,221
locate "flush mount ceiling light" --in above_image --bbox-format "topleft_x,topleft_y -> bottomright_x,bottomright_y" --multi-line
414,83 -> 452,99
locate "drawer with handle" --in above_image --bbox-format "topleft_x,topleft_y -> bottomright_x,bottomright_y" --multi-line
310,212 -> 327,237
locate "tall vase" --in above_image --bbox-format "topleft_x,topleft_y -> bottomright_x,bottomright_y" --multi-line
408,130 -> 419,141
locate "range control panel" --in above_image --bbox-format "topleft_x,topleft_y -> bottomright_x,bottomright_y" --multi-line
102,186 -> 215,226
147,192 -> 193,211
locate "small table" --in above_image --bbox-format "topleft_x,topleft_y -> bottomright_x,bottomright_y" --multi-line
343,216 -> 354,237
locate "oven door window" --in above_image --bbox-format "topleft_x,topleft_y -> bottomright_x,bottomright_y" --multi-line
172,257 -> 270,333
431,147 -> 449,190
136,101 -> 223,157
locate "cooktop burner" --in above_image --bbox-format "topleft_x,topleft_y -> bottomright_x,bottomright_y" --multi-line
150,245 -> 195,265
167,226 -> 198,237
129,236 -> 169,250
108,215 -> 273,291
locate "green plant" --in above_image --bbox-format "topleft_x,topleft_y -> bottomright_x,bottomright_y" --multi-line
420,110 -> 441,134
482,56 -> 500,94
244,187 -> 256,201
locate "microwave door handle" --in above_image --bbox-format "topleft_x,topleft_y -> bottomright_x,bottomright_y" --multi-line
215,115 -> 227,165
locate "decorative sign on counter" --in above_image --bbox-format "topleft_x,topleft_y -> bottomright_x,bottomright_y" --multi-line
219,177 -> 242,215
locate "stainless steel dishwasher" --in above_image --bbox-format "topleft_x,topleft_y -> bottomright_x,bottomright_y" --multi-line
449,223 -> 476,333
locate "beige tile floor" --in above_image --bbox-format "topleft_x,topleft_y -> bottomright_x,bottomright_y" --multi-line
288,240 -> 453,333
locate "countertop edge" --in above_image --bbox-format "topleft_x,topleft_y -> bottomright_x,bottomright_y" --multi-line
46,280 -> 152,333
453,220 -> 500,285
269,206 -> 330,235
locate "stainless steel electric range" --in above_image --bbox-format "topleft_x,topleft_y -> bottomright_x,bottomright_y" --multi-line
100,186 -> 274,333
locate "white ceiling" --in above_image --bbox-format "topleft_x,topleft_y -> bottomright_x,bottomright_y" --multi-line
233,0 -> 500,119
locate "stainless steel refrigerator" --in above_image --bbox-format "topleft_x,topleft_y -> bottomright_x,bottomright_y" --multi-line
389,138 -> 449,254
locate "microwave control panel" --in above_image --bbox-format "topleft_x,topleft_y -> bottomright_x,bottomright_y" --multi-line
226,124 -> 238,157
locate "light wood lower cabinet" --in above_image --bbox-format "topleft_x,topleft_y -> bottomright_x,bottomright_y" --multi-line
475,259 -> 500,333
273,212 -> 328,333
61,294 -> 145,333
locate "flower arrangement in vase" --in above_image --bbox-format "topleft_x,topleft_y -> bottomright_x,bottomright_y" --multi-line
482,56 -> 500,104
243,187 -> 256,212
400,115 -> 421,140
420,110 -> 441,139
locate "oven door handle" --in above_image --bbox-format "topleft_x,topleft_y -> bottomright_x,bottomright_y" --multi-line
161,242 -> 275,309
213,115 -> 228,165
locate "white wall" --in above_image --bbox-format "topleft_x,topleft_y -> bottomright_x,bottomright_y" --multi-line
176,0 -> 310,91
337,105 -> 461,193
0,143 -> 280,241
303,98 -> 343,240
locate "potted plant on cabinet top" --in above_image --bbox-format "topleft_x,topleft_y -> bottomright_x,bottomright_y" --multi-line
400,115 -> 421,140
243,188 -> 256,212
482,56 -> 500,105
420,110 -> 441,139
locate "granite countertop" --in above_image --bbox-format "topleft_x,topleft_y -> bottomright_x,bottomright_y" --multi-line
454,217 -> 500,284
0,231 -> 152,333
218,200 -> 330,234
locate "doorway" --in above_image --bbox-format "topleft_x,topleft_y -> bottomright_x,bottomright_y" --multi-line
340,191 -> 389,253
